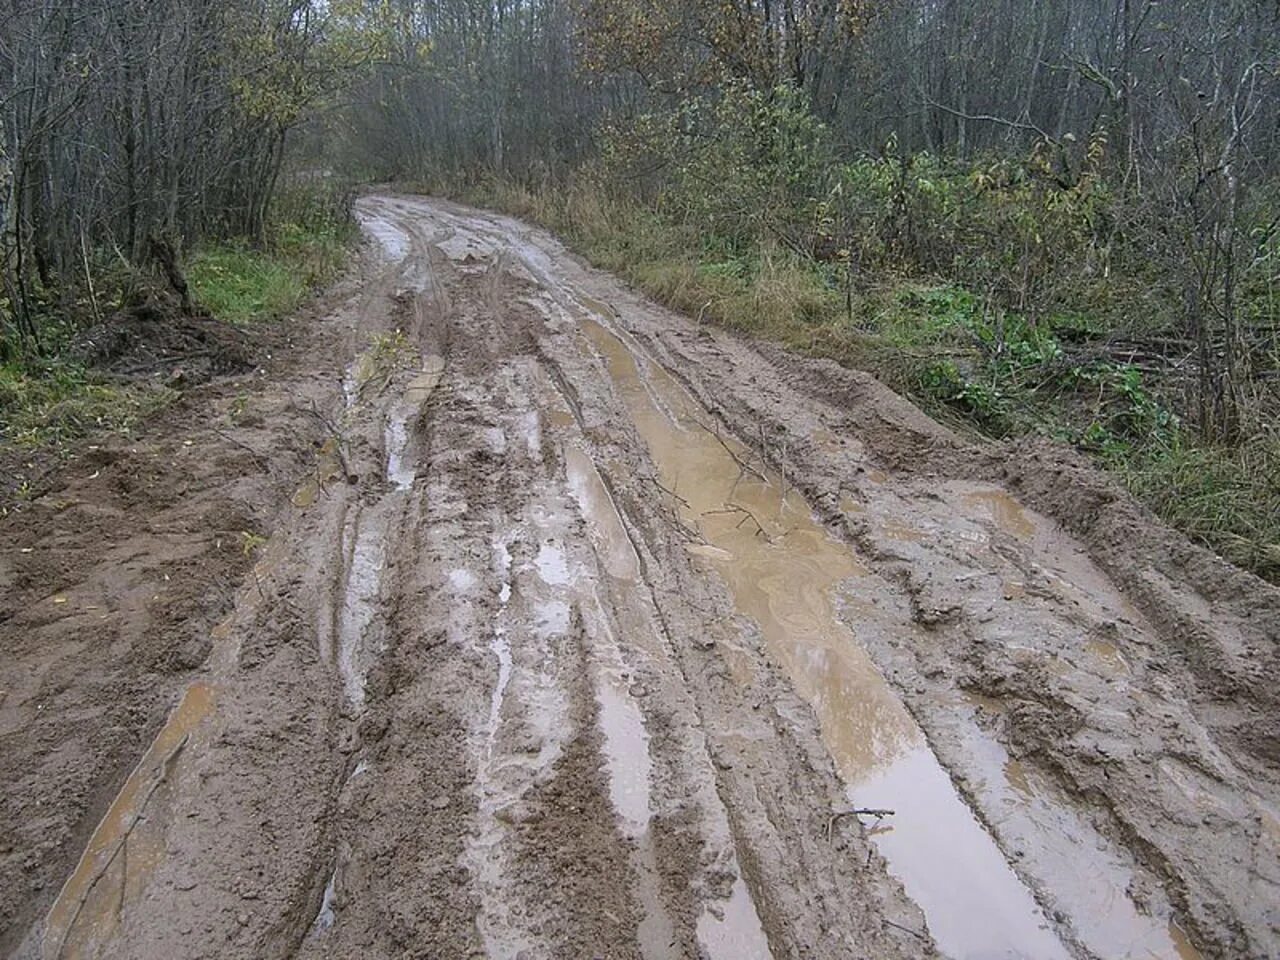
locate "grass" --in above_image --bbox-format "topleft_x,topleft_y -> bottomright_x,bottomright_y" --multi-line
188,244 -> 306,325
440,174 -> 1280,583
190,179 -> 355,326
189,221 -> 353,326
0,362 -> 176,448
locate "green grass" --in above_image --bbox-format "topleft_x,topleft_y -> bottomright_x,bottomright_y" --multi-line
0,362 -> 176,448
442,175 -> 1280,583
190,184 -> 355,325
188,244 -> 305,325
2,183 -> 357,451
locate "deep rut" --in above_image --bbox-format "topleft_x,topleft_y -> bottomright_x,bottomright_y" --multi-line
19,194 -> 1280,960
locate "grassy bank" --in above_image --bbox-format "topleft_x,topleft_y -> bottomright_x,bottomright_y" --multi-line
442,175 -> 1279,582
1,181 -> 355,454
189,181 -> 354,325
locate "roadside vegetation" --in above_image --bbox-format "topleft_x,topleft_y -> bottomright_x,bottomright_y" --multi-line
0,182 -> 354,454
0,2 -> 368,457
448,163 -> 1279,580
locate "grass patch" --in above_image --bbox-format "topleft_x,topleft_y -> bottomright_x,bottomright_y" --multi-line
188,244 -> 305,325
0,362 -> 176,448
190,181 -> 356,325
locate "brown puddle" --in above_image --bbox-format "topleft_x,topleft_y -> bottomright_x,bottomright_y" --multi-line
42,682 -> 216,959
578,315 -> 1074,960
961,489 -> 1036,539
952,695 -> 1203,960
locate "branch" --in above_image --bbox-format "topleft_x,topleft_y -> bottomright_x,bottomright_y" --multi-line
923,96 -> 1055,145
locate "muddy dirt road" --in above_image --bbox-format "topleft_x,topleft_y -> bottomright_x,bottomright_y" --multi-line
4,194 -> 1279,960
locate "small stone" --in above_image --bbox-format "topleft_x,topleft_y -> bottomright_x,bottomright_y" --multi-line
431,795 -> 451,810
237,913 -> 249,926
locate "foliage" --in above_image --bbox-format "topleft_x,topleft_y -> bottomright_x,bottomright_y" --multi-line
190,180 -> 355,325
0,362 -> 176,448
458,173 -> 1278,583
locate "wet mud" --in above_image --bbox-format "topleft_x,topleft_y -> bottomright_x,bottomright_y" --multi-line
5,193 -> 1278,960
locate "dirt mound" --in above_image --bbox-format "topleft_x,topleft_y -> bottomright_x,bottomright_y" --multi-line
69,292 -> 252,383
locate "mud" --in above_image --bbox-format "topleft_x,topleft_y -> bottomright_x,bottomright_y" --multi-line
4,193 -> 1278,960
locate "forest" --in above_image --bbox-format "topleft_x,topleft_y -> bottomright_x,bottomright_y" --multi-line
3,0 -> 1279,579
5,6 -> 1280,960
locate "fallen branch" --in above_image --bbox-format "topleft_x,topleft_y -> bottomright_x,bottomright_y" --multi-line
704,502 -> 773,542
695,417 -> 766,484
884,918 -> 929,942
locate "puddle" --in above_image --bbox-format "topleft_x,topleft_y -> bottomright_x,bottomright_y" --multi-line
564,444 -> 640,583
962,489 -> 1036,540
578,315 -> 1073,960
695,876 -> 771,960
309,869 -> 338,935
468,533 -> 541,960
358,208 -> 411,261
406,355 -> 446,405
385,403 -> 415,490
556,395 -> 765,960
42,683 -> 216,960
385,356 -> 446,490
335,508 -> 388,709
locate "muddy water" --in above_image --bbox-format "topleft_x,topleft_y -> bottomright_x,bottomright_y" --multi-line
42,683 -> 216,960
577,316 -> 1074,960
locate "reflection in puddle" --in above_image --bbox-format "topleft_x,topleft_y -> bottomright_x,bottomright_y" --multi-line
579,315 -> 1071,960
856,747 -> 1067,959
565,445 -> 640,583
42,683 -> 216,960
558,397 -> 766,959
696,876 -> 770,960
336,508 -> 387,709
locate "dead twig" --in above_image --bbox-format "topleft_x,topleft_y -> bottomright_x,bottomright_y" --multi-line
694,417 -> 766,484
703,502 -> 773,542
884,918 -> 929,942
826,806 -> 896,843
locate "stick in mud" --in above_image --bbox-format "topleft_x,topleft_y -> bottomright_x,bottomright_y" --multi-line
826,807 -> 896,844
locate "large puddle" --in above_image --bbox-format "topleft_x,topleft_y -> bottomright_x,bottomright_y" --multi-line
577,315 -> 1076,960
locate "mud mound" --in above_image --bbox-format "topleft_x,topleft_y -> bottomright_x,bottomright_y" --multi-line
70,292 -> 252,382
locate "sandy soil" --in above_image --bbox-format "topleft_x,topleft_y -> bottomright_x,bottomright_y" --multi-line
2,194 -> 1277,960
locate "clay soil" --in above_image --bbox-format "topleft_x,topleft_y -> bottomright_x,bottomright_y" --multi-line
2,195 -> 1277,960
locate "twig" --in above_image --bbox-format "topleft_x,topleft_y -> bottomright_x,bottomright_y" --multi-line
704,502 -> 773,542
300,399 -> 353,480
695,417 -> 766,483
826,806 -> 895,843
643,474 -> 690,510
884,918 -> 929,942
